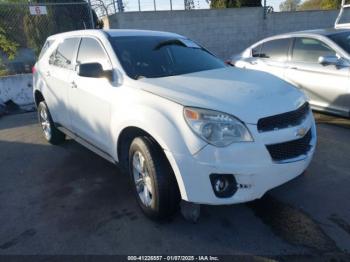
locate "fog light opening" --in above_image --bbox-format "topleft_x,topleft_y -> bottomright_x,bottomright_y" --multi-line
214,179 -> 229,193
210,174 -> 237,198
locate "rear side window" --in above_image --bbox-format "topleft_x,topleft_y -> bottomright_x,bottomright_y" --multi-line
292,38 -> 336,63
39,40 -> 54,60
76,38 -> 111,69
49,38 -> 80,70
260,38 -> 291,61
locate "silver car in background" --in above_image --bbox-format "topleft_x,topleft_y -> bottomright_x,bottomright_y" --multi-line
231,28 -> 350,118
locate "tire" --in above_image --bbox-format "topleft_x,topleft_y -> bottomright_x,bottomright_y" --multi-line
129,136 -> 180,220
37,101 -> 65,145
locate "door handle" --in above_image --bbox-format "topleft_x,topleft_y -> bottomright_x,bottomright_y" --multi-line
71,81 -> 77,89
289,66 -> 298,70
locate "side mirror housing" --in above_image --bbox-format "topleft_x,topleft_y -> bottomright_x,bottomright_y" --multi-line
78,63 -> 113,81
318,55 -> 340,66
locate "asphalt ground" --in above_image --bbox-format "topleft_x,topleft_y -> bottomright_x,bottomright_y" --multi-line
0,111 -> 349,261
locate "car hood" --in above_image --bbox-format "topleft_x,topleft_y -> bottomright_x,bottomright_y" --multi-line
138,67 -> 306,124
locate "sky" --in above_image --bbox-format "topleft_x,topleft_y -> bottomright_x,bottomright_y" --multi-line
124,0 -> 209,11
122,0 -> 284,12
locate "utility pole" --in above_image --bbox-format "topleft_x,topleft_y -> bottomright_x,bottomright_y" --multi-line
87,0 -> 94,28
113,0 -> 117,14
184,0 -> 194,10
117,0 -> 124,12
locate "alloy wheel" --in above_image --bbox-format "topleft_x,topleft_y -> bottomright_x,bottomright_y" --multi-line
132,151 -> 154,207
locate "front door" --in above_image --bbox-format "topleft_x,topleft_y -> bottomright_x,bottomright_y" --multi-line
285,37 -> 350,115
68,37 -> 114,154
245,38 -> 292,79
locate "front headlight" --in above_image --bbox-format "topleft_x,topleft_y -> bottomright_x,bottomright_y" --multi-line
184,107 -> 253,147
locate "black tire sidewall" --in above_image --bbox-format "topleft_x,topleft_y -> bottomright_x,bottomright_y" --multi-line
38,102 -> 52,141
128,137 -> 160,218
37,101 -> 65,145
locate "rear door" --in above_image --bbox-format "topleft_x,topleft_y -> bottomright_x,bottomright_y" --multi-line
285,37 -> 350,115
68,37 -> 114,154
44,37 -> 80,126
244,38 -> 292,79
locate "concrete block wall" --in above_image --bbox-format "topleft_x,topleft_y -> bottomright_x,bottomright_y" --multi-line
0,74 -> 34,106
107,8 -> 342,59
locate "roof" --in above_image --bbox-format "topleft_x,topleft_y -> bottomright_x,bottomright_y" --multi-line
105,29 -> 183,38
47,29 -> 183,40
278,28 -> 350,37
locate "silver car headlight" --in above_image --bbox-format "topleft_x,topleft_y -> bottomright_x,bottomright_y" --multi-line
184,107 -> 253,147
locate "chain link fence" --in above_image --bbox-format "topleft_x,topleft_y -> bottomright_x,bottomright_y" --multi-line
0,1 -> 96,76
264,0 -> 345,12
92,0 -> 210,17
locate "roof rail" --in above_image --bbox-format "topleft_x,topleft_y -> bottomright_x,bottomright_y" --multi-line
335,0 -> 350,28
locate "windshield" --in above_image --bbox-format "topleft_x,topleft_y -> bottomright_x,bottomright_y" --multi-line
110,36 -> 225,79
328,32 -> 350,54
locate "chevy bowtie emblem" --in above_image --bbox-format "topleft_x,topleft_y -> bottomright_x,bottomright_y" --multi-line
296,127 -> 307,137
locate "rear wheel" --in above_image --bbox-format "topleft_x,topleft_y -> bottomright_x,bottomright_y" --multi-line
129,137 -> 180,220
38,101 -> 65,145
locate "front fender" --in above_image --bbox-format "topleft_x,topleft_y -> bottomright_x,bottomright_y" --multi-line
110,97 -> 207,201
111,101 -> 205,160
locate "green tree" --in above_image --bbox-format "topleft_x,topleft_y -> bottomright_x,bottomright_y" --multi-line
0,26 -> 19,75
279,0 -> 301,11
23,14 -> 55,55
298,0 -> 341,10
209,0 -> 261,8
0,2 -> 26,47
0,26 -> 18,60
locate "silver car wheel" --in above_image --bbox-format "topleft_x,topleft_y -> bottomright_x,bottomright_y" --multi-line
132,151 -> 153,207
39,107 -> 51,140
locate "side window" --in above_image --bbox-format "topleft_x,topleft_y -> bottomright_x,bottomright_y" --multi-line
292,38 -> 336,63
55,38 -> 80,70
260,38 -> 291,61
252,44 -> 262,57
49,38 -> 80,70
39,40 -> 54,60
49,50 -> 56,65
76,38 -> 111,69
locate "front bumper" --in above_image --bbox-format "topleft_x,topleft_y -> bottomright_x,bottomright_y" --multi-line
165,112 -> 316,205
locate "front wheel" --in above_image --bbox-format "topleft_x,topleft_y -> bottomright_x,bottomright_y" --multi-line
129,137 -> 180,220
37,101 -> 65,145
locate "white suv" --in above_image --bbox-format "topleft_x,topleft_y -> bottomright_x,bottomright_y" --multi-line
33,29 -> 317,220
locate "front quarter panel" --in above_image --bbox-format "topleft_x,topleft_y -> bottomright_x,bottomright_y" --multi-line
110,87 -> 207,201
110,86 -> 207,160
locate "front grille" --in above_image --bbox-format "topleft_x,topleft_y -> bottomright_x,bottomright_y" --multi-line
258,103 -> 310,132
266,129 -> 312,162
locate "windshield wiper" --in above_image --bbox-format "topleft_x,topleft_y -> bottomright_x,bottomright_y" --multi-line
153,39 -> 186,50
135,75 -> 146,80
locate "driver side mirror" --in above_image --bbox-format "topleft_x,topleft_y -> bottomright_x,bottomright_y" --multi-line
78,63 -> 113,81
318,55 -> 341,66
